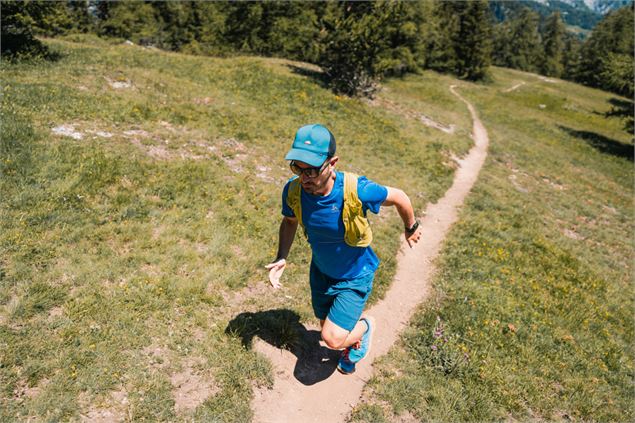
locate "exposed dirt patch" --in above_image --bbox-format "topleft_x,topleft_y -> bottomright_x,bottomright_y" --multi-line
13,378 -> 49,402
602,204 -> 618,214
104,76 -> 133,90
51,122 -> 282,181
80,388 -> 129,423
170,357 -> 219,414
143,343 -> 170,370
538,76 -> 559,83
508,174 -> 529,193
52,124 -> 84,140
122,129 -> 150,138
541,176 -> 566,191
231,245 -> 247,261
552,410 -> 574,421
192,326 -> 207,342
193,97 -> 214,105
218,277 -> 275,313
222,138 -> 246,152
48,306 -> 63,319
221,153 -> 248,172
563,228 -> 585,240
255,165 -> 276,183
50,122 -> 283,184
395,410 -> 420,423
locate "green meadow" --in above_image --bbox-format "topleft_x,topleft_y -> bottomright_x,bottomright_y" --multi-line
1,36 -> 469,421
1,36 -> 632,421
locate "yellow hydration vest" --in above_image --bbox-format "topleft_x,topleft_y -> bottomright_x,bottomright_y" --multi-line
286,172 -> 373,248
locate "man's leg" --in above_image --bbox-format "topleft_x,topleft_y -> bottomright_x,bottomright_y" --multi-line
321,315 -> 369,350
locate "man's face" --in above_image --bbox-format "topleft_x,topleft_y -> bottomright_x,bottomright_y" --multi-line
294,158 -> 335,195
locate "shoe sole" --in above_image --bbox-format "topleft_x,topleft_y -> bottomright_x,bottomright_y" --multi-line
336,364 -> 355,375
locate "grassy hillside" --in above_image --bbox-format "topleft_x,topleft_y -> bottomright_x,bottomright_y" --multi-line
353,68 -> 634,421
0,36 -> 472,421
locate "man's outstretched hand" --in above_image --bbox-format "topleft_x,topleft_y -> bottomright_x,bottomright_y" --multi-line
406,227 -> 422,248
264,258 -> 286,289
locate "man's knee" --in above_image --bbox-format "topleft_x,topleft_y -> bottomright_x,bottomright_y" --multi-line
321,326 -> 346,349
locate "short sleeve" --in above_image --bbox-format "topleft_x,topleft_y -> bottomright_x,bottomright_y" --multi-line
281,179 -> 295,217
357,176 -> 388,215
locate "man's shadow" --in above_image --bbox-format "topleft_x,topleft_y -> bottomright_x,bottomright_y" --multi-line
225,309 -> 340,385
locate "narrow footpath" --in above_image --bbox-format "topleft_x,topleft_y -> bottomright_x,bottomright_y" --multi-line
251,85 -> 490,422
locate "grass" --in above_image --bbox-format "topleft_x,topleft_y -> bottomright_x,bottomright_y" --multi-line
0,36 -> 470,421
352,67 -> 634,421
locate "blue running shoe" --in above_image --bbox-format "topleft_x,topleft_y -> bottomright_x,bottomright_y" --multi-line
337,347 -> 356,375
348,316 -> 374,363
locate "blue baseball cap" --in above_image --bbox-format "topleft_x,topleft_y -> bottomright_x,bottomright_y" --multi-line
284,124 -> 336,167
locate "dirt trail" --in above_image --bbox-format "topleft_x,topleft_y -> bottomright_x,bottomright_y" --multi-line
503,82 -> 526,93
251,85 -> 489,423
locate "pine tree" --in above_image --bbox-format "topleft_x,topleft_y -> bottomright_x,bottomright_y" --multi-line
491,20 -> 513,68
99,1 -> 159,43
319,1 -> 414,97
152,1 -> 195,51
1,1 -> 49,59
405,0 -> 435,71
426,0 -> 491,81
265,2 -> 322,63
577,4 -> 634,95
223,2 -> 266,53
425,0 -> 459,74
185,2 -> 226,56
508,8 -> 543,73
370,1 -> 422,77
541,12 -> 565,77
562,33 -> 583,81
454,0 -> 492,81
67,1 -> 94,33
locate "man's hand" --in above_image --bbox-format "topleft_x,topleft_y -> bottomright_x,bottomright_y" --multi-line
405,226 -> 422,248
264,258 -> 286,289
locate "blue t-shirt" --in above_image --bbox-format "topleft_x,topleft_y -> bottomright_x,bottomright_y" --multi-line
281,171 -> 388,280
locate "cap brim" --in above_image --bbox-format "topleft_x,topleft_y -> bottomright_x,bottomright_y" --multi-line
284,148 -> 327,167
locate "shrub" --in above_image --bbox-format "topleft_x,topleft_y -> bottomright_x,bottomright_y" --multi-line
1,1 -> 50,60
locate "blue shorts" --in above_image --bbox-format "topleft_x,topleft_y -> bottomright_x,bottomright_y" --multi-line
309,261 -> 374,332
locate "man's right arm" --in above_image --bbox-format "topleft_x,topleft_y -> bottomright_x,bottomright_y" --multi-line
275,216 -> 298,261
265,216 -> 298,288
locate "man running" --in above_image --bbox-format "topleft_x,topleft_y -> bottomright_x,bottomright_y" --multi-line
266,124 -> 421,374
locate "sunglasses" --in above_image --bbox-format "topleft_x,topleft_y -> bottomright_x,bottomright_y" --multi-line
289,159 -> 329,178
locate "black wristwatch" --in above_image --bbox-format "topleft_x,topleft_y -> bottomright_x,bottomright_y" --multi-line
406,220 -> 420,234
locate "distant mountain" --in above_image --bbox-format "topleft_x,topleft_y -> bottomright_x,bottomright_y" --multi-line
490,0 -> 633,30
550,0 -> 633,15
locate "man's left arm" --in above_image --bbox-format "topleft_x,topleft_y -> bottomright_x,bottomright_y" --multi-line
382,187 -> 422,248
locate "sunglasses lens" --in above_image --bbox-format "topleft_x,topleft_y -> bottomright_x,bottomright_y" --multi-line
289,161 -> 327,178
289,162 -> 302,176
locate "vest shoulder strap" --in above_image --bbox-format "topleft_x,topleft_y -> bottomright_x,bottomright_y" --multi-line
287,176 -> 303,228
343,172 -> 359,204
